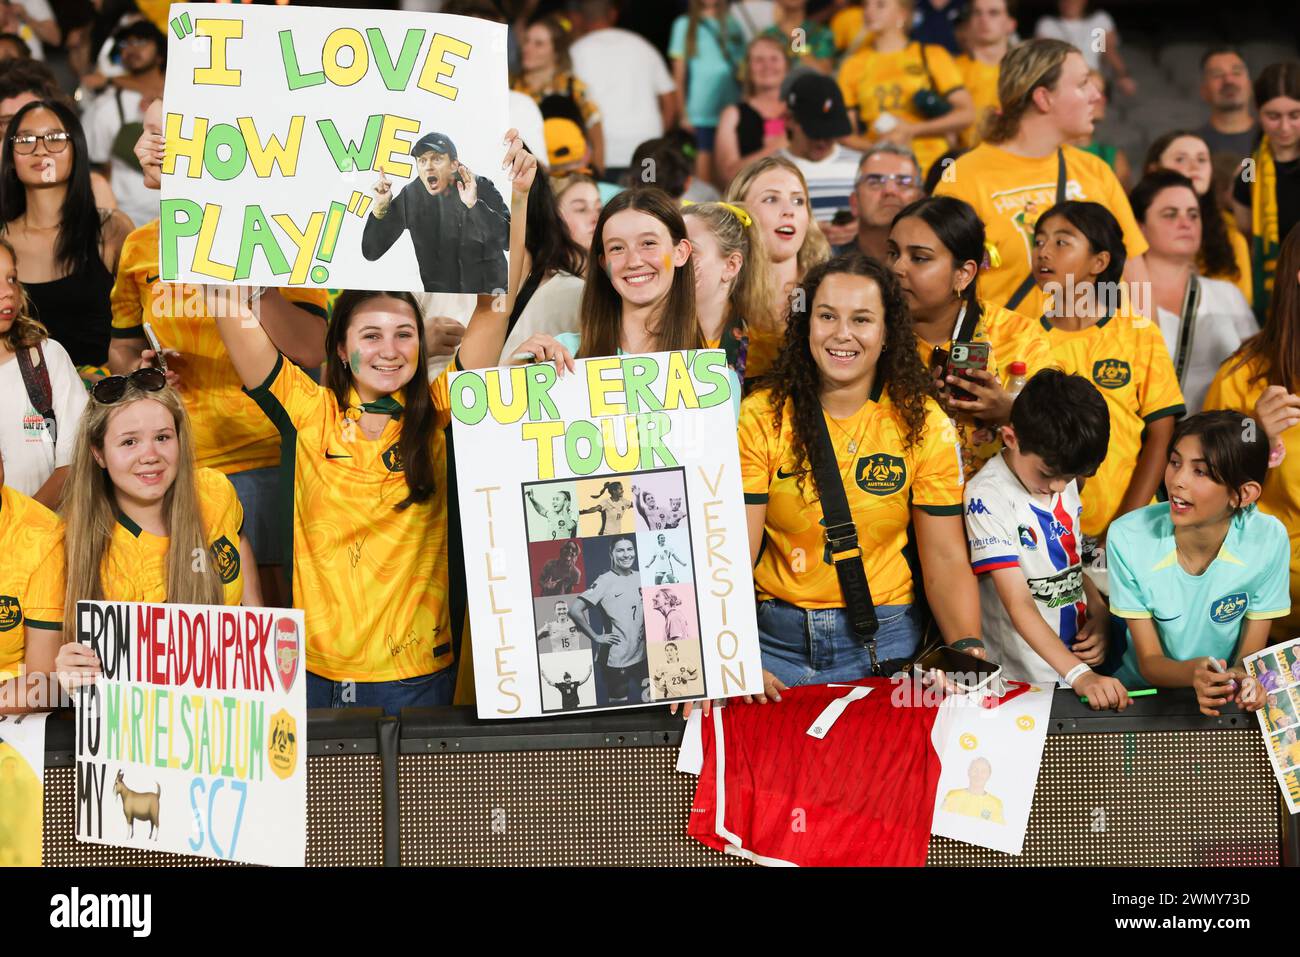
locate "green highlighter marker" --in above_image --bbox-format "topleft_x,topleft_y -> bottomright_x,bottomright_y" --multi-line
1080,688 -> 1159,703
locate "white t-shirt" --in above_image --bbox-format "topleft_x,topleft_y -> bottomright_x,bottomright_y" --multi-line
778,145 -> 863,222
508,91 -> 548,170
1156,275 -> 1258,415
730,1 -> 776,40
965,452 -> 1088,683
82,86 -> 154,230
498,271 -> 585,365
415,292 -> 475,381
0,338 -> 88,496
12,0 -> 54,60
1034,11 -> 1116,71
570,28 -> 676,169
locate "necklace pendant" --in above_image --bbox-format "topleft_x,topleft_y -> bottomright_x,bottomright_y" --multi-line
846,440 -> 858,454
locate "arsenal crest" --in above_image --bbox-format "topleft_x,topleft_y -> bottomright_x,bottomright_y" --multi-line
275,616 -> 300,693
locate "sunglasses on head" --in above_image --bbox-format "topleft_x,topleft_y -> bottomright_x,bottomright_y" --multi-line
91,367 -> 167,404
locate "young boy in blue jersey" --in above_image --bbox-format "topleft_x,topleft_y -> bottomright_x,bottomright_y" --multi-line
966,370 -> 1130,710
1108,411 -> 1292,717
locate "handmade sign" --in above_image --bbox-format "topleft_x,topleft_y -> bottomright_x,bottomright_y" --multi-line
73,601 -> 307,866
161,4 -> 510,293
1244,637 -> 1300,814
451,352 -> 763,718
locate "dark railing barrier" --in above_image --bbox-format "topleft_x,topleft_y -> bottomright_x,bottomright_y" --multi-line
37,690 -> 1300,867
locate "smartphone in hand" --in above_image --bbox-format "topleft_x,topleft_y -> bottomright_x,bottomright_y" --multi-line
945,341 -> 990,402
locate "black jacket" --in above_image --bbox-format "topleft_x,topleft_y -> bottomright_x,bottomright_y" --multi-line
361,176 -> 510,293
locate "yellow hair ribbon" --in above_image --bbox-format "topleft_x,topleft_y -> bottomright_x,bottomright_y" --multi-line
718,202 -> 753,227
983,241 -> 1002,270
682,199 -> 753,228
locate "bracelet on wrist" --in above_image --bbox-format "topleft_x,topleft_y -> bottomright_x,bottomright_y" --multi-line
1064,663 -> 1091,686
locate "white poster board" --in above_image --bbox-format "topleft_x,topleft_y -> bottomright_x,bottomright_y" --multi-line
73,601 -> 307,866
930,683 -> 1054,855
1244,637 -> 1300,814
161,3 -> 510,293
450,352 -> 764,718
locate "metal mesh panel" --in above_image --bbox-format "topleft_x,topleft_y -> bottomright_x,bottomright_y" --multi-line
305,753 -> 384,867
401,731 -> 1280,867
926,730 -> 1281,867
42,754 -> 384,867
400,747 -> 747,866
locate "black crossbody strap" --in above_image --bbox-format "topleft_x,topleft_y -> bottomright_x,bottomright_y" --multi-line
1006,149 -> 1067,311
811,412 -> 880,671
1172,275 -> 1201,386
16,343 -> 56,443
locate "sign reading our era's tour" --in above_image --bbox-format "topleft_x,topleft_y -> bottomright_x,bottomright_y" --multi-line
450,352 -> 764,719
161,4 -> 510,293
74,601 -> 307,867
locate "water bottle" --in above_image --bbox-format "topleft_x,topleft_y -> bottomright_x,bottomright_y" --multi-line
1006,361 -> 1028,398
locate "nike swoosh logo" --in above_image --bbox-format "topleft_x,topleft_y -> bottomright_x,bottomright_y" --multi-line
776,466 -> 797,480
325,451 -> 352,460
145,274 -> 160,284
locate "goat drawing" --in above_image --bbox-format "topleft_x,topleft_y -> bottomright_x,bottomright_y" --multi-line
113,770 -> 160,839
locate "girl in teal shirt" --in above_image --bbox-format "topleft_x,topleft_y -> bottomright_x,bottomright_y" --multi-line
1108,411 -> 1290,716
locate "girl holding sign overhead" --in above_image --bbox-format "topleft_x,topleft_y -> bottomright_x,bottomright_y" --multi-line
211,132 -> 536,716
52,369 -> 258,691
738,253 -> 982,698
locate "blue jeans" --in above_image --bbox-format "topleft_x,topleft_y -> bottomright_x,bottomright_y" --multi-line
756,598 -> 921,687
228,465 -> 287,566
306,668 -> 455,717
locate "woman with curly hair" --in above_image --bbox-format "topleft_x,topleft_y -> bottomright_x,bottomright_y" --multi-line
738,253 -> 982,698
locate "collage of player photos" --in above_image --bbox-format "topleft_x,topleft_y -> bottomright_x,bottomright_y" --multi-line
523,467 -> 707,713
1247,642 -> 1300,780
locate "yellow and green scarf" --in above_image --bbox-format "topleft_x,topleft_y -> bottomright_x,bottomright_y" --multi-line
1251,135 -> 1281,322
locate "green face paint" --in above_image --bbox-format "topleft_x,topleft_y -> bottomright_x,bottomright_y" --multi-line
349,349 -> 363,373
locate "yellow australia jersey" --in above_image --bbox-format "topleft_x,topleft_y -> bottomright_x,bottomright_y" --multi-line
954,55 -> 1000,149
837,41 -> 965,176
1043,310 -> 1185,537
915,299 -> 1054,477
110,220 -> 330,475
245,354 -> 454,682
0,486 -> 65,679
831,5 -> 865,53
100,467 -> 245,607
1204,354 -> 1300,640
934,144 -> 1148,318
1208,212 -> 1253,307
941,788 -> 1005,823
739,384 -> 964,609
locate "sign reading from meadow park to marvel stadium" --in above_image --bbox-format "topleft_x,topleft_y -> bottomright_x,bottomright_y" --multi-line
74,601 -> 307,867
161,3 -> 510,293
450,352 -> 764,719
